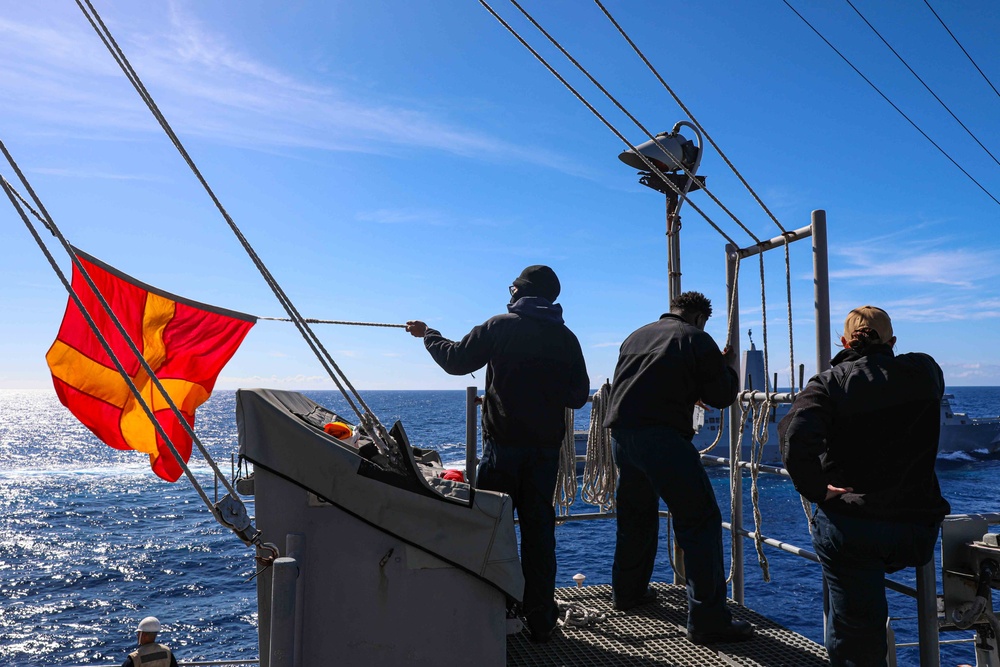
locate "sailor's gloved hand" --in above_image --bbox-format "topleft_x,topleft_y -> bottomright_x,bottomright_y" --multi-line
405,321 -> 428,338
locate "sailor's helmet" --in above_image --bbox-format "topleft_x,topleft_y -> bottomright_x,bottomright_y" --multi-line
137,617 -> 161,634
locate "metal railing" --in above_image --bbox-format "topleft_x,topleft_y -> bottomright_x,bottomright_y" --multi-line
68,662 -> 259,666
456,209 -> 986,666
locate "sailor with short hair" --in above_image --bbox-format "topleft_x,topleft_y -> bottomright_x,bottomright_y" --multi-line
121,616 -> 178,667
604,290 -> 755,645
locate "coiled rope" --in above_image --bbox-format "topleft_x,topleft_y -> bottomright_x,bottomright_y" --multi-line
747,395 -> 772,583
553,408 -> 578,517
697,405 -> 727,457
726,400 -> 752,585
581,382 -> 616,511
554,599 -> 607,628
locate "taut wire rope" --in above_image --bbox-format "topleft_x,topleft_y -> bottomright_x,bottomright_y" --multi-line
478,0 -> 739,248
923,0 -> 1000,103
75,0 -> 400,463
782,0 -> 1000,208
593,0 -> 788,236
0,164 -> 264,551
845,0 -> 1000,171
506,0 -> 762,245
258,317 -> 407,328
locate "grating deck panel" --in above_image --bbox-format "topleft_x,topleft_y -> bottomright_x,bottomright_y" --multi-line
507,582 -> 828,666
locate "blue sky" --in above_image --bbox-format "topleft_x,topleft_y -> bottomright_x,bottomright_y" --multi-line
2,0 -> 1000,393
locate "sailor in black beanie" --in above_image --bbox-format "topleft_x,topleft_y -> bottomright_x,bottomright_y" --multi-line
406,265 -> 589,642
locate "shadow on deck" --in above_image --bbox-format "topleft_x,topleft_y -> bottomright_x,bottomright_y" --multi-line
508,582 -> 827,666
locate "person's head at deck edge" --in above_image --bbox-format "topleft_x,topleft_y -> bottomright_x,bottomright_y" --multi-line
510,265 -> 560,303
841,305 -> 896,351
671,291 -> 713,331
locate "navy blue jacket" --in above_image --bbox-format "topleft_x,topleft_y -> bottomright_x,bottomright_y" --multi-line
779,345 -> 950,524
423,297 -> 589,448
604,313 -> 738,437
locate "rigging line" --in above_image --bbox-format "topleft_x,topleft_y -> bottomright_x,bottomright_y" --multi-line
923,0 -> 1000,104
478,0 -> 738,248
593,0 -> 788,235
784,241 -> 796,395
75,1 -> 389,442
782,0 -> 1000,209
0,172 -> 225,525
0,159 -> 241,504
845,0 -> 1000,172
258,317 -> 408,328
507,0 -> 761,244
73,0 -> 365,422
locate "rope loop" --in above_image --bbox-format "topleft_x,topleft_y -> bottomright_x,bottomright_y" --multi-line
581,383 -> 617,511
555,599 -> 607,628
553,407 -> 578,517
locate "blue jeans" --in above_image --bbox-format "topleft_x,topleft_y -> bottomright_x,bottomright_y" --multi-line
811,508 -> 940,667
476,438 -> 560,634
611,425 -> 731,632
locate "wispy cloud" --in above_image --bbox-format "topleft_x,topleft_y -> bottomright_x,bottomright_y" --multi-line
30,167 -> 163,182
0,6 -> 578,173
591,341 -> 621,348
873,296 -> 1000,323
939,362 -> 1000,382
831,238 -> 1000,287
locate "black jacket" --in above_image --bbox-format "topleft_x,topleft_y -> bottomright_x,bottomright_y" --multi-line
604,313 -> 738,436
423,297 -> 590,448
778,345 -> 950,524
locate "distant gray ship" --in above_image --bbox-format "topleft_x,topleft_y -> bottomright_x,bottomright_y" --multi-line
579,344 -> 1000,465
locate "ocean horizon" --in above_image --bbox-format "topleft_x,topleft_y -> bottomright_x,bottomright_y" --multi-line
3,387 -> 999,666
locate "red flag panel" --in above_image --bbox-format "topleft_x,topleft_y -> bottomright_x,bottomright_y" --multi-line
46,250 -> 256,481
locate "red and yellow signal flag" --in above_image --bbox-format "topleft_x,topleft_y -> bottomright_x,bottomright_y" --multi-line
45,250 -> 256,482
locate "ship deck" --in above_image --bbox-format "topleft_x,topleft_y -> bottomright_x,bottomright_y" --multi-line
508,582 -> 827,666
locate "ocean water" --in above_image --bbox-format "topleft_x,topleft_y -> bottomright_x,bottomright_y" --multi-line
2,387 -> 1000,666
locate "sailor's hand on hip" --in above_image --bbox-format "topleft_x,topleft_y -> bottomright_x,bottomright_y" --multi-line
405,320 -> 428,338
824,484 -> 853,501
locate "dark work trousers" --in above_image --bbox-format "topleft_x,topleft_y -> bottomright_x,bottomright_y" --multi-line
476,438 -> 561,635
611,424 -> 732,632
811,508 -> 939,667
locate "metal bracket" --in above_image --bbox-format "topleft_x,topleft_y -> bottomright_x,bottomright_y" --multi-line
214,492 -> 260,545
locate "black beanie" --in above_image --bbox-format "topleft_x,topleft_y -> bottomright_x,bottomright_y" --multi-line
512,265 -> 560,301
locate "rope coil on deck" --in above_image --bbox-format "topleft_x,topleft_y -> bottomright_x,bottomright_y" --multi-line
555,598 -> 608,628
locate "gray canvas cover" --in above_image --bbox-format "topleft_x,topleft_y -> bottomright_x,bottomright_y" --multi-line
236,388 -> 524,600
